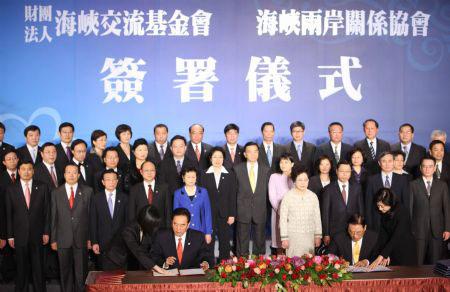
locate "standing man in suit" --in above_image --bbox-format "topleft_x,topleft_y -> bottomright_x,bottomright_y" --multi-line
430,130 -> 450,165
158,135 -> 197,198
148,124 -> 172,166
365,151 -> 410,231
316,122 -> 353,171
411,156 -> 450,264
128,161 -> 171,228
186,124 -> 212,171
93,147 -> 129,194
16,125 -> 42,165
0,122 -> 15,172
51,163 -> 93,292
321,161 -> 364,246
70,139 -> 94,188
223,123 -> 244,170
55,122 -> 74,172
258,122 -> 283,174
6,161 -> 49,292
328,214 -> 378,266
354,119 -> 391,175
391,123 -> 426,178
151,207 -> 212,270
285,121 -> 316,176
34,142 -> 65,190
429,140 -> 450,188
90,169 -> 128,270
234,142 -> 270,256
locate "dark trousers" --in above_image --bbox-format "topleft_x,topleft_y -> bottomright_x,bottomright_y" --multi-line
416,232 -> 445,265
212,216 -> 232,262
15,243 -> 45,292
44,245 -> 59,279
236,218 -> 266,257
57,247 -> 87,292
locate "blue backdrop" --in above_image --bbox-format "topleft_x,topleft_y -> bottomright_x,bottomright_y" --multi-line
1,0 -> 449,147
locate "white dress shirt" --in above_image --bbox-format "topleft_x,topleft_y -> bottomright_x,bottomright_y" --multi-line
73,158 -> 86,180
366,138 -> 377,154
330,142 -> 342,156
337,180 -> 349,204
105,189 -> 116,211
143,180 -> 155,192
43,161 -> 58,181
206,166 -> 229,189
26,144 -> 38,162
191,142 -> 202,153
65,183 -> 78,199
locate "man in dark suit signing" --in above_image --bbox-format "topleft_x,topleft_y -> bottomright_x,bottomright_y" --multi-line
321,161 -> 364,246
284,121 -> 316,176
5,161 -> 49,292
151,207 -> 212,270
411,156 -> 450,265
148,124 -> 172,166
51,163 -> 93,292
186,124 -> 212,171
328,214 -> 378,266
353,119 -> 391,175
222,123 -> 244,170
316,122 -> 353,171
16,125 -> 42,165
234,142 -> 270,256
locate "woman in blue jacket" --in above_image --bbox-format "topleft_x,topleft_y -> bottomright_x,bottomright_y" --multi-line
174,166 -> 213,244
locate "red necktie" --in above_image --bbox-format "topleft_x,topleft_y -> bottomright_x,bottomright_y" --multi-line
195,145 -> 201,162
69,186 -> 75,209
177,237 -> 183,265
147,184 -> 153,205
11,172 -> 16,183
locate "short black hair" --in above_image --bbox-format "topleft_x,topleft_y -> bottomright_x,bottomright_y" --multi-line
314,155 -> 334,175
188,124 -> 204,133
420,155 -> 436,166
399,123 -> 414,133
40,142 -> 56,152
363,119 -> 379,129
374,188 -> 398,215
429,139 -> 445,151
23,125 -> 40,136
115,124 -> 132,140
172,207 -> 191,223
2,149 -> 17,161
378,151 -> 393,162
170,135 -> 187,145
349,147 -> 366,164
328,122 -> 343,132
260,121 -> 274,132
101,168 -> 118,180
0,122 -> 5,132
276,153 -> 295,174
137,205 -> 161,235
140,160 -> 156,170
18,160 -> 33,169
291,164 -> 309,181
58,122 -> 74,132
181,166 -> 198,178
207,146 -> 226,163
391,150 -> 405,160
64,162 -> 79,173
70,139 -> 87,151
224,123 -> 239,134
153,123 -> 168,134
102,146 -> 118,160
90,129 -> 107,148
290,121 -> 305,132
132,138 -> 148,151
243,141 -> 259,152
336,160 -> 351,169
347,213 -> 366,226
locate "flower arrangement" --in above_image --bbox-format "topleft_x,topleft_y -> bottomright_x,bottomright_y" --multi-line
210,254 -> 351,291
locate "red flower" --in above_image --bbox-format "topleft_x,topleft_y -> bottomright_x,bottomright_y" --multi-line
220,259 -> 226,265
282,274 -> 287,281
292,274 -> 299,280
240,274 -> 246,280
319,274 -> 327,280
260,269 -> 266,275
287,257 -> 292,263
265,259 -> 271,265
221,272 -> 227,279
269,272 -> 275,277
236,266 -> 242,271
315,265 -> 323,272
332,273 -> 339,279
303,274 -> 310,280
259,255 -> 264,261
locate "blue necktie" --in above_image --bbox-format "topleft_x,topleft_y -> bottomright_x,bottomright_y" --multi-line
108,193 -> 114,218
297,144 -> 302,159
267,146 -> 272,167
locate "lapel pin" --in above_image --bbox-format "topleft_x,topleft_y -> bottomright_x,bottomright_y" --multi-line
117,200 -> 121,203
188,242 -> 191,246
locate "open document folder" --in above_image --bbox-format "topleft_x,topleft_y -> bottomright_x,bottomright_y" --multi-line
153,268 -> 206,276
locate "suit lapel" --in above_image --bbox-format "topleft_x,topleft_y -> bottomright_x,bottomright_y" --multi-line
113,193 -> 122,222
72,185 -> 83,211
16,183 -> 28,210
29,182 -> 39,210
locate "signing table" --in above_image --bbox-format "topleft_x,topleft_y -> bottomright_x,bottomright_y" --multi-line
86,266 -> 449,291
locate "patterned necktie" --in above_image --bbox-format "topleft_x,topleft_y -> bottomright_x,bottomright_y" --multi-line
50,166 -> 58,187
403,146 -> 409,161
267,146 -> 272,167
69,186 -> 75,209
249,163 -> 256,193
230,147 -> 235,163
32,148 -> 36,163
341,184 -> 347,204
436,165 -> 441,179
107,193 -> 114,218
176,160 -> 182,174
10,172 -> 16,183
384,175 -> 391,188
147,184 -> 153,204
66,146 -> 72,160
426,181 -> 431,196
334,145 -> 340,163
159,145 -> 164,161
297,144 -> 302,159
177,237 -> 183,265
195,145 -> 201,161
353,240 -> 360,264
369,141 -> 376,160
24,182 -> 31,209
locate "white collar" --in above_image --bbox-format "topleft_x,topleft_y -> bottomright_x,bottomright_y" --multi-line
206,166 -> 228,174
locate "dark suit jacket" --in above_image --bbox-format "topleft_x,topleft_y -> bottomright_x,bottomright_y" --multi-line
105,221 -> 156,270
87,152 -> 104,177
223,144 -> 244,170
328,230 -> 378,264
365,173 -> 410,231
116,144 -> 135,173
0,142 -> 14,172
90,190 -> 128,251
51,184 -> 93,248
435,162 -> 450,189
258,142 -> 284,174
391,142 -> 426,178
186,142 -> 212,171
307,175 -> 329,198
128,181 -> 171,228
285,141 -> 316,176
200,170 -> 237,226
93,168 -> 129,194
5,181 -> 50,247
234,162 -> 270,224
410,178 -> 450,240
71,159 -> 95,188
33,162 -> 64,191
316,141 -> 353,170
0,170 -> 16,239
320,181 -> 364,237
157,156 -> 198,197
16,145 -> 42,165
148,142 -> 172,166
354,138 -> 390,175
150,229 -> 212,269
55,143 -> 71,172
